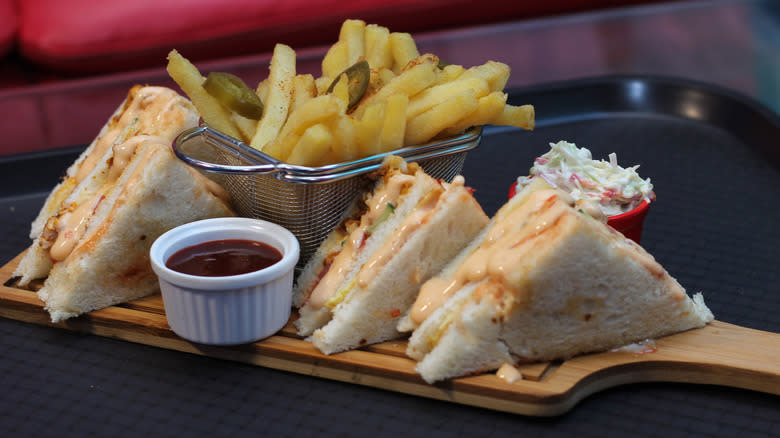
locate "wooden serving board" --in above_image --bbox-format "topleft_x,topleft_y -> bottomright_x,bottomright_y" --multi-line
1,252 -> 778,416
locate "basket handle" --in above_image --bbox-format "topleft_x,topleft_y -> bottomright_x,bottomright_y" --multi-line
172,126 -> 283,175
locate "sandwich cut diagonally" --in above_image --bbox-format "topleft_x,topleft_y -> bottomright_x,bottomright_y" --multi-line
16,85 -> 201,286
15,86 -> 235,323
294,157 -> 489,355
405,178 -> 713,383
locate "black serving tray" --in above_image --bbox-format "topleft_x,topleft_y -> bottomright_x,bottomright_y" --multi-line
1,75 -> 778,437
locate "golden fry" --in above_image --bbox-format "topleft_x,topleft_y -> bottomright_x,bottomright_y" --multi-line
290,74 -> 317,113
435,64 -> 466,84
322,41 -> 348,80
286,123 -> 333,166
315,75 -> 332,95
405,89 -> 479,145
251,43 -> 296,151
460,61 -> 511,92
365,24 -> 393,70
231,112 -> 258,143
440,91 -> 507,137
377,68 -> 396,86
352,56 -> 437,119
406,76 -> 489,121
389,32 -> 420,73
339,19 -> 366,66
264,94 -> 343,159
255,78 -> 269,103
490,103 -> 535,130
379,93 -> 408,152
327,115 -> 360,163
330,74 -> 350,112
356,103 -> 386,158
166,50 -> 241,139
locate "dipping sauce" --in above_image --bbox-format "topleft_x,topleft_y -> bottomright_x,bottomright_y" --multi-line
496,362 -> 523,384
166,239 -> 282,277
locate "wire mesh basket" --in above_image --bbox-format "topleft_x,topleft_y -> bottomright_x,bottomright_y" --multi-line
172,125 -> 482,267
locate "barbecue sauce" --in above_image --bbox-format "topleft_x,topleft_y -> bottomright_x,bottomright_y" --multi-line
166,239 -> 282,277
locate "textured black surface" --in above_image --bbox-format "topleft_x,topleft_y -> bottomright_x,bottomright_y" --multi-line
1,76 -> 778,437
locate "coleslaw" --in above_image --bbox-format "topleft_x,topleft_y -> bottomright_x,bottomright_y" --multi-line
516,141 -> 655,216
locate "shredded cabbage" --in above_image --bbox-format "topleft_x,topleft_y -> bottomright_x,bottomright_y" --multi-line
516,141 -> 654,216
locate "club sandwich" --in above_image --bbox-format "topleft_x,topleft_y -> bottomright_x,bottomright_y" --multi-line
405,178 -> 713,383
293,156 -> 489,354
14,86 -> 234,322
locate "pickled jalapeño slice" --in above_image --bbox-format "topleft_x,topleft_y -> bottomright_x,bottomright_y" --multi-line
326,60 -> 370,111
202,72 -> 264,120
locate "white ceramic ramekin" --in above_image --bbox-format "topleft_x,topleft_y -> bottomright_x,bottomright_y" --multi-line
149,217 -> 299,345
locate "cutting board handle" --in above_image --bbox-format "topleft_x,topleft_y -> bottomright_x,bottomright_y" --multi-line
665,321 -> 780,394
558,321 -> 780,401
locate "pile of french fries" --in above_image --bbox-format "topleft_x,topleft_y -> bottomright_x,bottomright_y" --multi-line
167,19 -> 534,167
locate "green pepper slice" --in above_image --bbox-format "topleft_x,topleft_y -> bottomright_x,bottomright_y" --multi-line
366,202 -> 395,234
326,60 -> 370,110
202,72 -> 264,120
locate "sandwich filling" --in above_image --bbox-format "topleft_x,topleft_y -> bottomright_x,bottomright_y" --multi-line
356,182 -> 445,289
410,188 -> 575,325
416,188 -> 682,354
42,135 -> 228,264
74,86 -> 196,185
306,170 -> 416,309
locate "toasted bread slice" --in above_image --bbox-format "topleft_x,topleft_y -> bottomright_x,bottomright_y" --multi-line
397,176 -> 552,333
16,86 -> 199,286
309,175 -> 488,354
294,157 -> 442,336
36,141 -> 233,322
407,186 -> 712,383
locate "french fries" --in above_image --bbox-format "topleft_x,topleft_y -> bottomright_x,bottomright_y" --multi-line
351,56 -> 438,119
365,25 -> 393,71
406,76 -> 490,121
356,102 -> 386,158
321,41 -> 349,81
379,94 -> 408,152
290,74 -> 317,113
251,43 -> 296,151
340,19 -> 366,66
389,32 -> 420,73
166,50 -> 242,140
167,19 -> 535,168
440,91 -> 508,137
286,124 -> 333,166
263,94 -> 343,161
405,89 -> 480,146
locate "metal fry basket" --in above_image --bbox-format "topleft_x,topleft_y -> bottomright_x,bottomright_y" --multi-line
172,125 -> 482,267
